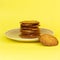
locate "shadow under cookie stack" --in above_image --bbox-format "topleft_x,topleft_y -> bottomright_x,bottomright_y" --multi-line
20,21 -> 40,38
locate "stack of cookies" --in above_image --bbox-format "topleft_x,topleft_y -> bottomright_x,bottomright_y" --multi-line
20,21 -> 40,38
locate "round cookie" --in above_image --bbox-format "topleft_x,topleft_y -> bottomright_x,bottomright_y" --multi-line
20,21 -> 39,27
20,20 -> 39,24
39,34 -> 58,46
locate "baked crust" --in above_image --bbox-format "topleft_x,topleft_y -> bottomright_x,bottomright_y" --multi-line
39,34 -> 58,46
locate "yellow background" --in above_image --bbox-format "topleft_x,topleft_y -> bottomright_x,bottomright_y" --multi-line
0,0 -> 60,60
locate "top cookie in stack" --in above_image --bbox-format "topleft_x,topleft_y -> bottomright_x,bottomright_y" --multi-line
20,21 -> 40,38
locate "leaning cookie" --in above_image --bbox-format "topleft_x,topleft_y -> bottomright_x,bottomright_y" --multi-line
39,34 -> 58,46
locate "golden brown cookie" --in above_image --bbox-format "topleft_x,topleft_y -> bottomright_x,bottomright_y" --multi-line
39,34 -> 58,46
20,21 -> 39,27
20,20 -> 39,24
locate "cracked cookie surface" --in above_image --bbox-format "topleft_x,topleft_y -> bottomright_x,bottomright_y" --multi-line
39,34 -> 58,46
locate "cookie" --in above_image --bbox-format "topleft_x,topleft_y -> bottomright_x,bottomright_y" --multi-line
20,20 -> 39,24
20,21 -> 39,27
39,34 -> 58,46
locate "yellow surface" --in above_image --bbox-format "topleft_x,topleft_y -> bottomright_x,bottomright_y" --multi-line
0,0 -> 60,60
